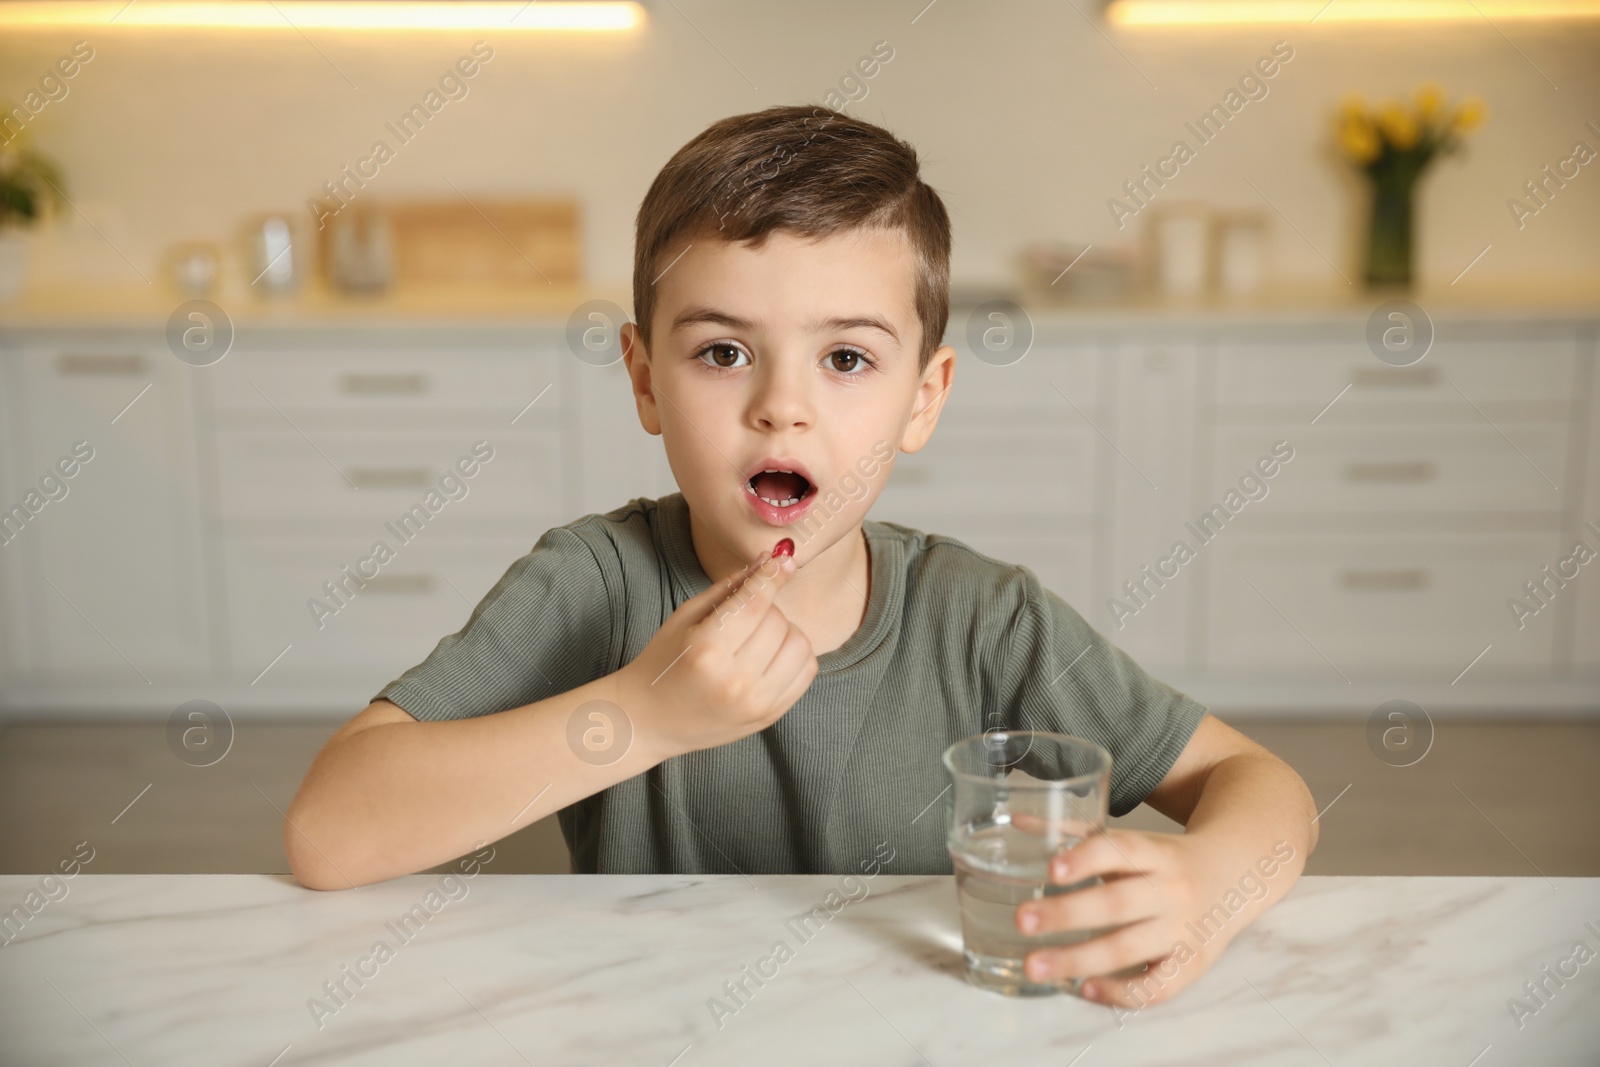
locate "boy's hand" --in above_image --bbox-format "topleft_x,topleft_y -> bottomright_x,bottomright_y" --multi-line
1014,830 -> 1240,1008
618,546 -> 818,760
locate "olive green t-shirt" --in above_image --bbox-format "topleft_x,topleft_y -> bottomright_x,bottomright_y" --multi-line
374,493 -> 1208,876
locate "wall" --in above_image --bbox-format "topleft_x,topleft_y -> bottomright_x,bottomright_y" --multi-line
1,2 -> 1598,296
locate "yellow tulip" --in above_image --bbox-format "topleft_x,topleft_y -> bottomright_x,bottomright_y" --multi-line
1378,102 -> 1418,149
1414,82 -> 1446,122
1341,120 -> 1381,164
1337,92 -> 1368,125
1449,97 -> 1489,134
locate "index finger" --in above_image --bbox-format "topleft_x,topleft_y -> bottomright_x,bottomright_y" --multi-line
683,542 -> 786,625
1047,830 -> 1159,885
700,550 -> 796,640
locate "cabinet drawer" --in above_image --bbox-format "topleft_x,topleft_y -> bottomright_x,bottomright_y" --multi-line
1210,424 -> 1568,515
1215,335 -> 1578,416
1206,535 -> 1560,677
212,347 -> 559,414
946,343 -> 1099,411
224,537 -> 539,685
875,423 -> 1097,521
16,343 -> 211,681
214,430 -> 562,521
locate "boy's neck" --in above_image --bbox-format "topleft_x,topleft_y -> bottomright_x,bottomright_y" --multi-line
687,515 -> 873,657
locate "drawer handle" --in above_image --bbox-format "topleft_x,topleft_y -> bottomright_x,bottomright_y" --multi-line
56,354 -> 147,376
1340,568 -> 1431,591
1351,366 -> 1440,388
362,574 -> 436,595
340,373 -> 429,395
349,467 -> 432,489
1343,460 -> 1437,483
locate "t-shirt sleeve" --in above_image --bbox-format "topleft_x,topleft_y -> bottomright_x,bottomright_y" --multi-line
996,569 -> 1208,817
371,525 -> 612,722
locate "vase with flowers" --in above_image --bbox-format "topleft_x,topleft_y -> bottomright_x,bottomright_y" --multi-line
0,118 -> 65,301
1337,84 -> 1487,289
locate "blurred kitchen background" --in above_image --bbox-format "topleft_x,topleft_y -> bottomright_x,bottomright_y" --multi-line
0,0 -> 1596,879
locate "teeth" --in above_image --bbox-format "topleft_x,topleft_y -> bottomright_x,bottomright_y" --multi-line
746,466 -> 808,511
742,482 -> 802,508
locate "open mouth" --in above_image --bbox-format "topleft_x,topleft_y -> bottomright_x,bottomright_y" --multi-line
744,468 -> 815,509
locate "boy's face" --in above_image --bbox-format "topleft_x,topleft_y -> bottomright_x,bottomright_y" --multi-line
622,226 -> 955,569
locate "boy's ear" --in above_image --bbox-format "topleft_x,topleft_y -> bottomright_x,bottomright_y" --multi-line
621,322 -> 663,436
899,343 -> 956,454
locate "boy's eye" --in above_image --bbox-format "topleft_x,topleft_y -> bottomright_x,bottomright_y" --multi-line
693,343 -> 875,375
827,347 -> 873,374
696,342 -> 749,370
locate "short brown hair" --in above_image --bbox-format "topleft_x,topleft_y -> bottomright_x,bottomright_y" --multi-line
632,105 -> 951,373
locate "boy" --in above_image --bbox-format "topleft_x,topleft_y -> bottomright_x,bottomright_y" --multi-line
285,105 -> 1318,1008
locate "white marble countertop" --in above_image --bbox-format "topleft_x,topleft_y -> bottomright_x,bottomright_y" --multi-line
2,873 -> 1597,1066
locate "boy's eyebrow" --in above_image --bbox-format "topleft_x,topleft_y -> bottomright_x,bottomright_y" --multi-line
668,305 -> 902,346
668,306 -> 755,334
814,314 -> 901,347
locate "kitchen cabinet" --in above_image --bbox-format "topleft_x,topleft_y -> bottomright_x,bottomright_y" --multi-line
873,341 -> 1101,624
222,535 -> 538,690
1195,320 -> 1587,700
1103,335 -> 1199,674
2,334 -> 210,687
1206,532 -> 1563,678
0,306 -> 1594,718
203,329 -> 570,686
1575,341 -> 1600,670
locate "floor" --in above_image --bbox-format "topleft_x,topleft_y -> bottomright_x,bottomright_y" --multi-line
1,718 -> 1597,878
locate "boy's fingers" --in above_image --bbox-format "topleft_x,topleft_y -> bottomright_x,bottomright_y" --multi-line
1023,917 -> 1168,986
1019,873 -> 1162,935
758,630 -> 818,716
1048,830 -> 1158,885
685,551 -> 771,624
734,606 -> 791,673
702,553 -> 795,641
694,542 -> 787,608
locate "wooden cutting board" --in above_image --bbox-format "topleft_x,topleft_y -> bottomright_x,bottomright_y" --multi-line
381,197 -> 581,287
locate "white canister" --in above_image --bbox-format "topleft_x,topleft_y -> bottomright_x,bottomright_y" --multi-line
1147,205 -> 1210,297
246,215 -> 297,293
1213,212 -> 1268,296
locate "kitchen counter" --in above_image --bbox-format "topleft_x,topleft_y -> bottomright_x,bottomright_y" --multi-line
1,873 -> 1596,1065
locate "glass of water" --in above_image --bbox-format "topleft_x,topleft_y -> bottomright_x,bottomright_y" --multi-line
943,730 -> 1111,996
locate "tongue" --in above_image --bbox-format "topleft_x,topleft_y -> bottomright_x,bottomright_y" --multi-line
751,471 -> 807,501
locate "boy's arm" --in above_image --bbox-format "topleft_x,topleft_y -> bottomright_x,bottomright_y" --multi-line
1016,714 -> 1319,1007
1144,713 -> 1320,862
284,681 -> 667,891
285,545 -> 815,890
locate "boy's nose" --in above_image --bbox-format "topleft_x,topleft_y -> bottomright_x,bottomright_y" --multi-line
748,366 -> 814,430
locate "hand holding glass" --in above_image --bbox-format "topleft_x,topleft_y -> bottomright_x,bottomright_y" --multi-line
943,730 -> 1112,996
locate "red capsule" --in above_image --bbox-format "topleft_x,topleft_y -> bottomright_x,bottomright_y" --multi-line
772,537 -> 795,558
